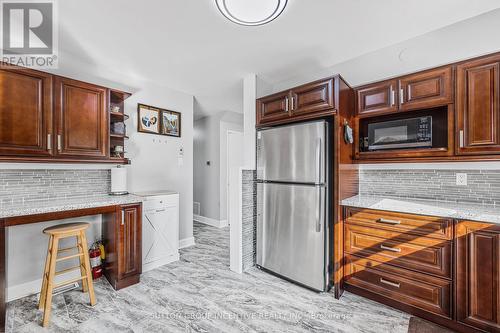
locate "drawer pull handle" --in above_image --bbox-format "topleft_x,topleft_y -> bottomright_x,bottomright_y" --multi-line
380,244 -> 401,253
380,278 -> 400,288
156,209 -> 166,213
377,218 -> 401,225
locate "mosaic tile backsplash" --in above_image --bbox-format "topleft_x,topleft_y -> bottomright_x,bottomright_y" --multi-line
360,169 -> 500,206
242,169 -> 257,272
0,169 -> 110,205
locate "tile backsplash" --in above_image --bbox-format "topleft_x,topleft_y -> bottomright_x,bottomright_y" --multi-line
0,169 -> 110,205
360,169 -> 500,206
242,169 -> 257,272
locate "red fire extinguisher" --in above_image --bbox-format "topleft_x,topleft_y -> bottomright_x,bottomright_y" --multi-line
89,243 -> 103,279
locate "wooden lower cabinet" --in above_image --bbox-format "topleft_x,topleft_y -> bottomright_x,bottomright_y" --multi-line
456,220 -> 500,333
102,203 -> 142,290
345,223 -> 453,278
345,255 -> 452,318
343,207 -> 499,333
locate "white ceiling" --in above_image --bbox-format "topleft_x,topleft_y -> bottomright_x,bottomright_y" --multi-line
58,0 -> 500,119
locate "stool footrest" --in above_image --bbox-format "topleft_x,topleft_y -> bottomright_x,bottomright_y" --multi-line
54,265 -> 85,276
57,245 -> 83,254
53,275 -> 87,289
56,253 -> 84,262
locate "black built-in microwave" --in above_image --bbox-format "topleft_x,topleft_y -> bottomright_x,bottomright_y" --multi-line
367,116 -> 432,151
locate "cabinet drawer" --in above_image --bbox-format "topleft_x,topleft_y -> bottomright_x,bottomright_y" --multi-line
345,224 -> 452,278
345,255 -> 452,318
345,207 -> 453,240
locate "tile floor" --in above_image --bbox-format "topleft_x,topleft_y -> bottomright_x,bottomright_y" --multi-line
7,222 -> 410,332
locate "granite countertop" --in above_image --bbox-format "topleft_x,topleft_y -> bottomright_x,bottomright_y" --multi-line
342,195 -> 500,225
0,194 -> 144,219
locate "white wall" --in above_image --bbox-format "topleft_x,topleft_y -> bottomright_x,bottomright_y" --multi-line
193,111 -> 243,221
125,81 -> 194,242
3,76 -> 195,300
268,8 -> 500,94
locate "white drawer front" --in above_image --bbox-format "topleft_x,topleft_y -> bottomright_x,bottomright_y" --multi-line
142,194 -> 179,210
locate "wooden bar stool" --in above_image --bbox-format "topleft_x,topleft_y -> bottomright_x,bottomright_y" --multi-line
39,222 -> 96,327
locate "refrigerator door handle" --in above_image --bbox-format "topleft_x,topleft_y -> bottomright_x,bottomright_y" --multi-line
316,137 -> 322,184
315,186 -> 323,232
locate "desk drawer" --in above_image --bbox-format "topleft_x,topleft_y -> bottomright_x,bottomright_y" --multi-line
345,224 -> 452,278
345,255 -> 452,318
345,207 -> 453,240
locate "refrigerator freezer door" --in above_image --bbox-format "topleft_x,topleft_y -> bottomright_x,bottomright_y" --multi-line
257,182 -> 326,291
257,121 -> 326,184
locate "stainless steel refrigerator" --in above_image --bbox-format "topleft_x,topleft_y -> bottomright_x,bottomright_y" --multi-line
256,120 -> 330,292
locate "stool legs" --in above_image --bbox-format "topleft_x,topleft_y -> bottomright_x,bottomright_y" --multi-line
77,236 -> 88,293
38,235 -> 53,310
42,235 -> 59,328
40,230 -> 97,327
79,231 -> 96,306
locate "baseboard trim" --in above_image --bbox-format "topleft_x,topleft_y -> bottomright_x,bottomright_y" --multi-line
179,236 -> 195,249
194,215 -> 228,228
7,270 -> 81,302
143,253 -> 180,272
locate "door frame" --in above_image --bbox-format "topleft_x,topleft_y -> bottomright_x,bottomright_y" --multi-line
226,129 -> 244,224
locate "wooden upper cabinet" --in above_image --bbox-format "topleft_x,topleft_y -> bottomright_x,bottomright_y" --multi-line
256,76 -> 339,126
356,80 -> 398,116
456,55 -> 500,155
119,204 -> 142,279
399,66 -> 453,111
456,220 -> 500,333
256,91 -> 290,125
54,77 -> 109,158
290,78 -> 335,116
0,67 -> 53,156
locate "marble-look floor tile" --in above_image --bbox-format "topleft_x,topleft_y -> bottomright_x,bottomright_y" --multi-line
7,222 -> 410,332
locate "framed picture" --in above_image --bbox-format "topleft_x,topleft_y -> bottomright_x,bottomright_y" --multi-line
161,110 -> 181,137
137,104 -> 160,134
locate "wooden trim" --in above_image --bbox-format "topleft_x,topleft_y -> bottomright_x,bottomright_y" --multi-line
4,205 -> 120,227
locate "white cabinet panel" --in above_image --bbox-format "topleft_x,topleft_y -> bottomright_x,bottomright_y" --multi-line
140,194 -> 180,272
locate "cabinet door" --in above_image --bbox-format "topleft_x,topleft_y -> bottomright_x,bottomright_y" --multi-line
399,66 -> 453,111
256,91 -> 290,125
119,204 -> 142,279
356,80 -> 398,116
290,78 -> 335,116
456,220 -> 500,332
143,206 -> 179,264
456,55 -> 500,155
0,67 -> 53,156
54,77 -> 108,158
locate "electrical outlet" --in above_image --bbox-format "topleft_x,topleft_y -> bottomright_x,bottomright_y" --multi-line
456,173 -> 467,186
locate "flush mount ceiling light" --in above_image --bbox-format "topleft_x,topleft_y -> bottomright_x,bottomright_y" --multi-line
215,0 -> 288,26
